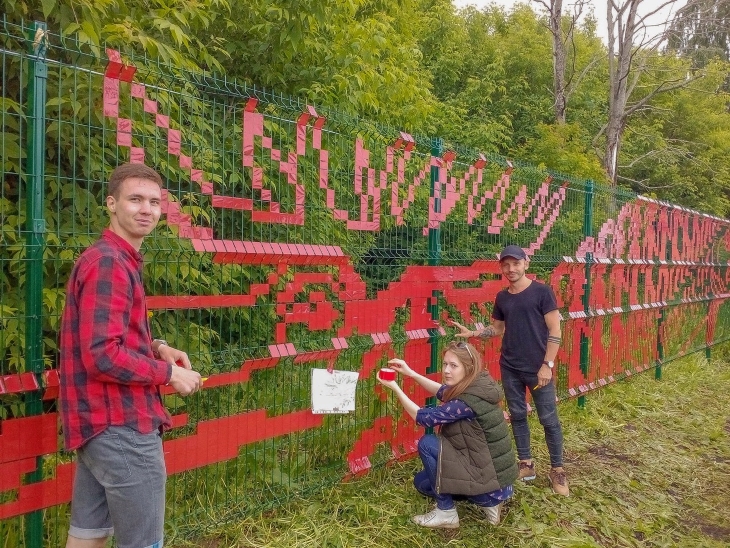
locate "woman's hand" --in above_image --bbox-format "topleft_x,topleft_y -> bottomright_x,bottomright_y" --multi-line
387,358 -> 414,378
376,367 -> 420,420
376,376 -> 399,390
448,320 -> 472,338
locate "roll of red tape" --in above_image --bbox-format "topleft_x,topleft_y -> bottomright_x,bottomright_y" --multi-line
378,368 -> 396,381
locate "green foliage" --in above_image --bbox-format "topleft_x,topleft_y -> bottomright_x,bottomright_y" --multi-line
517,122 -> 608,185
6,0 -> 232,72
418,2 -> 515,153
419,4 -> 573,155
667,0 -> 730,67
619,59 -> 730,216
219,0 -> 436,130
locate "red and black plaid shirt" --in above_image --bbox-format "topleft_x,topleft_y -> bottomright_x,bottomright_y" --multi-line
59,229 -> 172,450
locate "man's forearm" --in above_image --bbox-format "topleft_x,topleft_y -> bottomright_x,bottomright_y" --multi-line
544,330 -> 562,362
544,340 -> 560,362
475,325 -> 501,339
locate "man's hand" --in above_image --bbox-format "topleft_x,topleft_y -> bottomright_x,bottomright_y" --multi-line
536,364 -> 553,388
168,365 -> 203,396
158,344 -> 201,395
157,344 -> 191,369
449,320 -> 473,338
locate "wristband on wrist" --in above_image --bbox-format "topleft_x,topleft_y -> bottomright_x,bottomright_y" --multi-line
152,339 -> 168,359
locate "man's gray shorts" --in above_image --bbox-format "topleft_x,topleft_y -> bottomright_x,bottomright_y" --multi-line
69,426 -> 166,548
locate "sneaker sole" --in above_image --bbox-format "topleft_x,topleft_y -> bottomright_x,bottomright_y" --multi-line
519,474 -> 536,481
413,519 -> 460,529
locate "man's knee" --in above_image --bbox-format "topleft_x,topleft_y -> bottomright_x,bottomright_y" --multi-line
509,410 -> 528,423
66,535 -> 110,548
537,407 -> 560,428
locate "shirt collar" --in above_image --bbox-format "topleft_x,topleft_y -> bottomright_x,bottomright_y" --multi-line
102,228 -> 144,264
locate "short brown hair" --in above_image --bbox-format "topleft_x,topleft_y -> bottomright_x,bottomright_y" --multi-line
108,163 -> 163,198
441,341 -> 483,402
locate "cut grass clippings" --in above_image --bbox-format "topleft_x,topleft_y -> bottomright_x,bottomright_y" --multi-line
169,354 -> 730,548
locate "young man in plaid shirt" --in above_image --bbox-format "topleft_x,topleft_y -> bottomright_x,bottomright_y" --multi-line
60,163 -> 203,548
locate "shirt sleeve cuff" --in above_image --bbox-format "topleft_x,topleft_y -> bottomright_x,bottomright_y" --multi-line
415,408 -> 430,428
162,362 -> 173,385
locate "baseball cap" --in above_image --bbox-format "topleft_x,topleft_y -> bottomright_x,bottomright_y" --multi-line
499,244 -> 527,261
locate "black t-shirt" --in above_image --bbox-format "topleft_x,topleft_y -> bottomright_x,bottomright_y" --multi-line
492,280 -> 558,373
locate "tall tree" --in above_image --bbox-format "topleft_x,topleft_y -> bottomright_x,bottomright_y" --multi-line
420,3 -> 560,154
667,0 -> 730,66
597,0 -> 702,186
417,1 -> 515,152
619,59 -> 730,215
531,0 -> 598,124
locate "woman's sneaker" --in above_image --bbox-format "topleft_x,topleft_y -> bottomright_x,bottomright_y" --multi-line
518,460 -> 536,481
482,502 -> 503,525
412,507 -> 460,529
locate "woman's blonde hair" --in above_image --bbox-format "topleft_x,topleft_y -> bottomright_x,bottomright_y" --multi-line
441,341 -> 483,402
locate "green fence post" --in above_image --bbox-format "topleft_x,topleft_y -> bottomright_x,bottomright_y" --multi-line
705,300 -> 712,362
578,180 -> 594,409
655,308 -> 664,380
427,137 -> 443,268
426,138 -> 443,418
23,20 -> 48,548
656,211 -> 674,381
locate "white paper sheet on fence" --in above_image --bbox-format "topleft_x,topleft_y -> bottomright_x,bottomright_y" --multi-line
311,369 -> 359,414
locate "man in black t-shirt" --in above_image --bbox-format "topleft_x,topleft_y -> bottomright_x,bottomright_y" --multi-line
450,244 -> 569,496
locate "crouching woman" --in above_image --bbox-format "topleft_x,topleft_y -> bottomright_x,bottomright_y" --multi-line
378,341 -> 518,529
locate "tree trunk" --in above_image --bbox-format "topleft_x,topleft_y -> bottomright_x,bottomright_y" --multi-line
550,0 -> 567,123
600,0 -> 703,187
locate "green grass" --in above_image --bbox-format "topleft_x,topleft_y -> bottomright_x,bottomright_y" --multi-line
169,354 -> 730,548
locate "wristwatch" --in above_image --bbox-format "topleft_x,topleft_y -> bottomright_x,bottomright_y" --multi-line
152,339 -> 168,359
542,360 -> 554,369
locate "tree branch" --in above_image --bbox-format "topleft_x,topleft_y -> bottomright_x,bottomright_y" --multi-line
624,72 -> 705,117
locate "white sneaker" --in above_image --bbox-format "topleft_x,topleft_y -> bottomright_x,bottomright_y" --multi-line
482,502 -> 503,525
412,507 -> 460,529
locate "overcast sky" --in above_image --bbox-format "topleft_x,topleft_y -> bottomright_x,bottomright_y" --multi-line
451,0 -> 688,44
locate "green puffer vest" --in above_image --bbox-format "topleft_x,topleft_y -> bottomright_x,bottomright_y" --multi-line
436,372 -> 518,496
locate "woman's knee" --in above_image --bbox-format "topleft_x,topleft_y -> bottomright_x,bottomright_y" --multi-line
418,434 -> 439,453
413,469 -> 431,493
